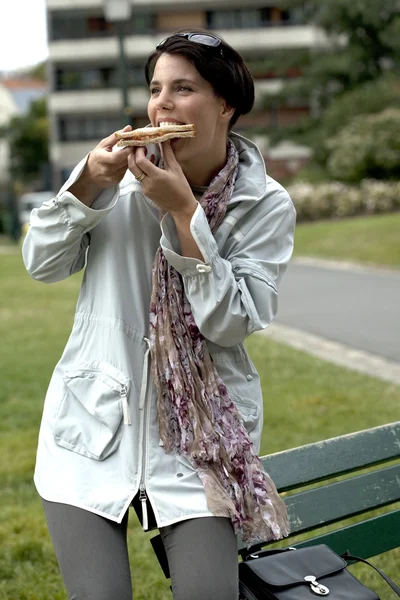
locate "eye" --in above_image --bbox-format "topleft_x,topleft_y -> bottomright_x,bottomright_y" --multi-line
150,87 -> 160,95
177,86 -> 192,92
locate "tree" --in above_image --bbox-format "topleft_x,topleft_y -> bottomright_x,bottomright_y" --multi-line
262,0 -> 400,165
316,74 -> 400,142
27,61 -> 48,82
326,108 -> 400,182
281,0 -> 399,98
7,97 -> 49,185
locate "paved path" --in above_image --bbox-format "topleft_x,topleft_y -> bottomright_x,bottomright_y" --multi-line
275,257 -> 400,363
260,258 -> 400,386
262,323 -> 400,386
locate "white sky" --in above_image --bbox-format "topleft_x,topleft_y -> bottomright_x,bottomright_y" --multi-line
0,0 -> 48,71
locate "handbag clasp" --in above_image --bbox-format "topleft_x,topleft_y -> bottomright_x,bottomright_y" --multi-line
304,575 -> 330,596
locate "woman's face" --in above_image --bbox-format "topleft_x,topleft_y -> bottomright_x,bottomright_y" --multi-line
147,52 -> 233,170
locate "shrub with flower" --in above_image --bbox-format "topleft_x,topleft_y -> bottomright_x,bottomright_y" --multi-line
287,180 -> 400,222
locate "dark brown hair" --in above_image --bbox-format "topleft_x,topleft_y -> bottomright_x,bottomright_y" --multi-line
145,29 -> 255,128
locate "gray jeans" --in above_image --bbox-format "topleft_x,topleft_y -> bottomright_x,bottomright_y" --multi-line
42,498 -> 239,600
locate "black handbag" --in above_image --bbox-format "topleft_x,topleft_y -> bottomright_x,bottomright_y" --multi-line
239,544 -> 400,599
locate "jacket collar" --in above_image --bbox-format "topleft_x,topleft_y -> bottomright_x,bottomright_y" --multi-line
229,132 -> 268,205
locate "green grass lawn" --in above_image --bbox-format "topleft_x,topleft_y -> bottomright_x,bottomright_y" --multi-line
0,252 -> 399,599
294,212 -> 400,268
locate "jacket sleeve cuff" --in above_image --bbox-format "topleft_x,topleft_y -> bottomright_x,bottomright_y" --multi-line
54,155 -> 119,231
160,204 -> 218,274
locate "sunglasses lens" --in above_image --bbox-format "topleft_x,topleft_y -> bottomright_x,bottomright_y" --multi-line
156,32 -> 222,50
188,34 -> 220,47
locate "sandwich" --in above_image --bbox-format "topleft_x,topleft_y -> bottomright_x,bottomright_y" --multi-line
115,123 -> 195,147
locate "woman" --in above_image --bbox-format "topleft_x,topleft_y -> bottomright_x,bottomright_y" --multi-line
23,30 -> 295,600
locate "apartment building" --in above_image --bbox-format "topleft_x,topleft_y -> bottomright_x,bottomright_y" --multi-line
47,0 -> 327,188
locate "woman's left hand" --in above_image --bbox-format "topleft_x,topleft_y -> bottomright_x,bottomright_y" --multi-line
127,142 -> 198,218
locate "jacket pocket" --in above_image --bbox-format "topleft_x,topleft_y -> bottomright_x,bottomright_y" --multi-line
53,361 -> 130,460
230,394 -> 260,433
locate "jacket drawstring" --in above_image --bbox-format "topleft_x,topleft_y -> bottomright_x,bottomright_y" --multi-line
139,339 -> 151,410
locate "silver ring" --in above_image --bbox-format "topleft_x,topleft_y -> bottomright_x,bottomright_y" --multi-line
135,172 -> 146,182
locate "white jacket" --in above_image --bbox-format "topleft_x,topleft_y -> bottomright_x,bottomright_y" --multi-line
22,132 -> 296,529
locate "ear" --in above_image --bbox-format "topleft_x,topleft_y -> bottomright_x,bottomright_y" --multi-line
220,99 -> 235,123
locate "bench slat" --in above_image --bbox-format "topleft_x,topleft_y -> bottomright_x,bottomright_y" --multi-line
152,425 -> 400,576
262,422 -> 400,492
291,509 -> 400,559
286,464 -> 400,535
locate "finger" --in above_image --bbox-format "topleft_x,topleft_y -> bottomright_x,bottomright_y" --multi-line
112,145 -> 132,165
130,148 -> 161,178
134,146 -> 152,169
99,144 -> 132,167
160,140 -> 179,170
98,125 -> 133,149
127,149 -> 144,179
127,147 -> 138,170
135,146 -> 147,163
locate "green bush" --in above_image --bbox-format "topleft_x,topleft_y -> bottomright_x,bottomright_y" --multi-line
321,75 -> 400,141
287,179 -> 400,222
326,108 -> 400,181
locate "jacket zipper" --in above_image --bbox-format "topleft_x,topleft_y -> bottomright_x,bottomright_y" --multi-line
137,337 -> 151,530
139,483 -> 148,530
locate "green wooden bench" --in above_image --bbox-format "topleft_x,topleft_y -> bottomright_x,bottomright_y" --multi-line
150,421 -> 400,593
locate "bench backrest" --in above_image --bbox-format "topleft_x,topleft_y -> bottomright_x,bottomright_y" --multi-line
151,422 -> 400,577
241,421 -> 400,559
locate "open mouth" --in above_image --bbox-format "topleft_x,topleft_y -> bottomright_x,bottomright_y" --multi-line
158,121 -> 186,127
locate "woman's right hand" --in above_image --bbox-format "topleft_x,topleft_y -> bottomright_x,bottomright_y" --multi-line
68,125 -> 133,207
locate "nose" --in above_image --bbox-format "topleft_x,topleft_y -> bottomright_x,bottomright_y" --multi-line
155,88 -> 174,111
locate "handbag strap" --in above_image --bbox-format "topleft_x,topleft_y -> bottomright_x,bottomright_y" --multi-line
341,552 -> 400,597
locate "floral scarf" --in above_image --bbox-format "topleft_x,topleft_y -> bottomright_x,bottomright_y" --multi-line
149,139 -> 290,546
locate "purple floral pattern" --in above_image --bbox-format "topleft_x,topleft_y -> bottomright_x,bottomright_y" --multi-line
149,140 -> 290,546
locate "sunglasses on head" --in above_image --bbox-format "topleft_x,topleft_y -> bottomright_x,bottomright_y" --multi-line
156,32 -> 223,55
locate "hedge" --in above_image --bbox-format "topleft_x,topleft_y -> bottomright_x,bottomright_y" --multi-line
286,179 -> 400,222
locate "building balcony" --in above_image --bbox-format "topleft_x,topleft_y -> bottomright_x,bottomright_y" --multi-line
48,79 -> 284,117
50,140 -> 97,167
48,25 -> 328,64
49,87 -> 149,115
48,0 -> 299,10
220,26 -> 328,53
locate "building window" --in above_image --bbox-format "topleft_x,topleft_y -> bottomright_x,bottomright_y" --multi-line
55,66 -> 145,91
50,13 -> 112,40
87,17 -> 113,34
247,52 -> 304,80
50,11 -> 154,41
290,7 -> 305,24
207,6 -> 304,30
134,14 -> 155,34
128,66 -> 146,86
59,116 -> 132,141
